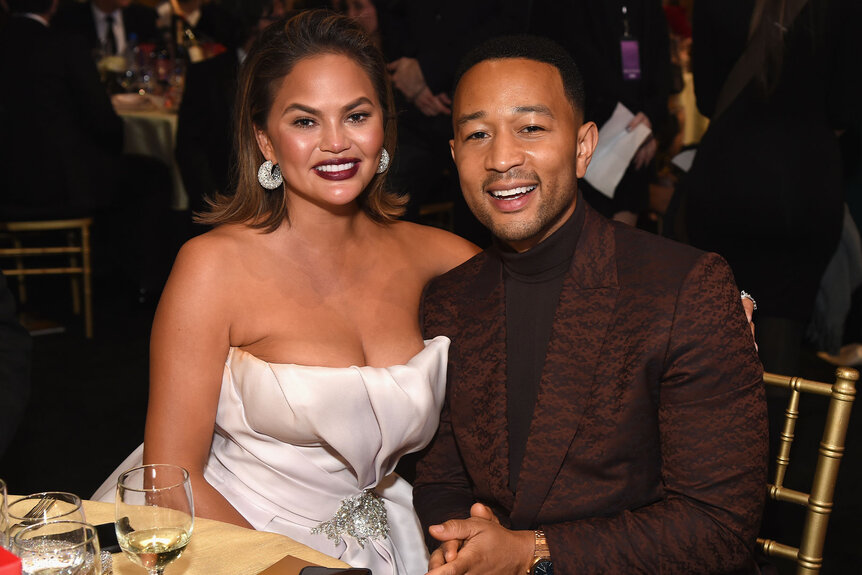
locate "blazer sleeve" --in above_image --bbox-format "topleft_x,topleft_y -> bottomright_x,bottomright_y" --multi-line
413,281 -> 476,550
546,252 -> 768,574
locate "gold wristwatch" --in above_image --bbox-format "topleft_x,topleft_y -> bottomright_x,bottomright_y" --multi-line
528,529 -> 553,575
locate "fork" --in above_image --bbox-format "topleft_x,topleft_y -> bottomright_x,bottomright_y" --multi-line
22,496 -> 55,521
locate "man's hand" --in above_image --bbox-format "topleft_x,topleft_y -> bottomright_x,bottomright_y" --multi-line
627,112 -> 656,169
426,503 -> 534,575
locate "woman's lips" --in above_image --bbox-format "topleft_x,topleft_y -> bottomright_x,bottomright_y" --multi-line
314,160 -> 360,181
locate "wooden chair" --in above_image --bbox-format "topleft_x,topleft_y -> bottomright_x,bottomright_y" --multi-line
419,201 -> 454,231
757,367 -> 858,574
0,217 -> 94,338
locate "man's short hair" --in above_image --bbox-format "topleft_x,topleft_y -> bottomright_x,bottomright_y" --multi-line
453,34 -> 586,116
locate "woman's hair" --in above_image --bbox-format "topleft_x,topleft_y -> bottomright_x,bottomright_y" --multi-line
198,9 -> 403,232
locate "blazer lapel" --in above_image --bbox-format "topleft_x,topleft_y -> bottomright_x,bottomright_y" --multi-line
510,208 -> 620,528
450,253 -> 515,511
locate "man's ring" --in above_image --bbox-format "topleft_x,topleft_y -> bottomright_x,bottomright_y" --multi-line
740,290 -> 757,312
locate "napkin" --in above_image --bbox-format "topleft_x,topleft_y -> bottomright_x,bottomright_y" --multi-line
584,102 -> 652,199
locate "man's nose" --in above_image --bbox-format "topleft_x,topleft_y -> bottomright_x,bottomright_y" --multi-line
485,132 -> 525,173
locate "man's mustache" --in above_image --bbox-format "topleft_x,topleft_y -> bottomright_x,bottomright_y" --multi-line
481,170 -> 540,191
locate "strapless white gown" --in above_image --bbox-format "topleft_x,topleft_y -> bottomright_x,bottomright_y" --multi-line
93,336 -> 450,575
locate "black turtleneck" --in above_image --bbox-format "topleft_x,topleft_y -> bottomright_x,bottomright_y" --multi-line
494,197 -> 585,492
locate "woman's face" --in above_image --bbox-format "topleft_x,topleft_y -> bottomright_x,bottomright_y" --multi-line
256,53 -> 385,213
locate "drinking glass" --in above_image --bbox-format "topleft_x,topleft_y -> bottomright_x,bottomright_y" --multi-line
0,478 -> 7,549
11,520 -> 101,575
115,464 -> 194,575
6,492 -> 85,540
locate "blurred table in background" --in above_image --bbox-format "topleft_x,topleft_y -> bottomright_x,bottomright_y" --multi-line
113,94 -> 187,210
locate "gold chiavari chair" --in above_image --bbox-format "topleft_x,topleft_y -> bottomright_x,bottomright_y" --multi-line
757,367 -> 857,575
0,217 -> 94,338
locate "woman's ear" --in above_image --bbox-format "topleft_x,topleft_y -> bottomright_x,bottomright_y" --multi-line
254,125 -> 274,162
575,121 -> 599,179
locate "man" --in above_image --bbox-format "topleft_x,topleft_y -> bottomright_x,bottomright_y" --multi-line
413,35 -> 768,574
52,0 -> 158,56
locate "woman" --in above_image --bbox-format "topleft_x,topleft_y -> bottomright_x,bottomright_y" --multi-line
95,10 -> 478,574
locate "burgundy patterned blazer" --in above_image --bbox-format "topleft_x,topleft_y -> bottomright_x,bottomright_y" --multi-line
414,202 -> 768,574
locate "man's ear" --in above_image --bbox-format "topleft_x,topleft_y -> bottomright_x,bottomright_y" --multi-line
575,121 -> 598,179
449,139 -> 455,161
255,125 -> 274,162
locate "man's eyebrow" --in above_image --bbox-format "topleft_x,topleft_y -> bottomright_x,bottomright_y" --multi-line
456,110 -> 486,127
456,105 -> 555,127
513,105 -> 554,118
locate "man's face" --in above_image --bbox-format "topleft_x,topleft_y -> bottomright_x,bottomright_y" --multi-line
450,58 -> 597,252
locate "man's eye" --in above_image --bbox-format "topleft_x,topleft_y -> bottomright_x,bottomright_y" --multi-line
522,125 -> 545,133
466,131 -> 488,141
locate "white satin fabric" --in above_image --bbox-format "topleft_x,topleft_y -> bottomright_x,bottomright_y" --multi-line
94,336 -> 450,575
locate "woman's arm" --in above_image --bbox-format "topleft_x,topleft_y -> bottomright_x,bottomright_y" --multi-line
143,235 -> 253,528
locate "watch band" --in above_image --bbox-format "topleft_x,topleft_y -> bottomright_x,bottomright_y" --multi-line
527,530 -> 551,574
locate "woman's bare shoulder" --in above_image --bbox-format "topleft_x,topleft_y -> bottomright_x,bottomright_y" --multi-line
390,221 -> 481,275
167,225 -> 261,292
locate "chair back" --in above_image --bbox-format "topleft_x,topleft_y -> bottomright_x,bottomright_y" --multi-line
758,367 -> 857,574
0,217 -> 94,338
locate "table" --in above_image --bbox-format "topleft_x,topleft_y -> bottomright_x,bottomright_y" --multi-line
79,499 -> 349,575
116,106 -> 188,211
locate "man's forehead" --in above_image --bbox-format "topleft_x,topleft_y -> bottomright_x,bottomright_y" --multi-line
453,58 -> 571,119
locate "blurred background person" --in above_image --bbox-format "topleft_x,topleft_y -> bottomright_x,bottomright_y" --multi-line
378,0 -> 526,247
684,0 -> 861,376
0,0 -> 174,304
53,0 -> 158,57
528,0 -> 672,226
0,269 -> 31,460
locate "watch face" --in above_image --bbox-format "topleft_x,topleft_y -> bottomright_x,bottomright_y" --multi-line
533,559 -> 553,575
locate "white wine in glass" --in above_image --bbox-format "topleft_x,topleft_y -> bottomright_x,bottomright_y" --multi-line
115,464 -> 194,575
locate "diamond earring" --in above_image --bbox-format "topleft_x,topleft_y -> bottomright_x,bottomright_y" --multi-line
376,148 -> 390,174
257,160 -> 283,189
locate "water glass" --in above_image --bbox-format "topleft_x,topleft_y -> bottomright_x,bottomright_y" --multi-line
7,492 -> 85,539
11,520 -> 101,575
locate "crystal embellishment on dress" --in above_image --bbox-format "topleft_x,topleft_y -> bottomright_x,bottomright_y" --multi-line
311,489 -> 390,548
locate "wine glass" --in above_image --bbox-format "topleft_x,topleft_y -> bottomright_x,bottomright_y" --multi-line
115,464 -> 194,575
11,520 -> 101,575
6,492 -> 85,540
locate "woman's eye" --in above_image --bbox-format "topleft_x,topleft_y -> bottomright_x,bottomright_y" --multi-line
347,112 -> 370,123
294,118 -> 315,128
